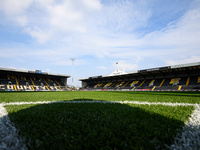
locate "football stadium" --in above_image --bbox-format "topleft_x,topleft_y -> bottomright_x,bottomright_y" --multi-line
1,0 -> 200,150
80,62 -> 200,92
0,62 -> 200,150
0,67 -> 71,92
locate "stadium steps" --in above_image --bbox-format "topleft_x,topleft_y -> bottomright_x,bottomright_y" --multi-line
98,83 -> 101,88
116,87 -> 120,90
55,84 -> 63,91
139,80 -> 145,87
14,85 -> 17,91
54,80 -> 63,91
59,87 -> 63,91
94,83 -> 104,88
101,83 -> 105,87
94,83 -> 100,88
21,76 -> 26,80
55,80 -> 61,86
43,78 -> 49,86
119,81 -> 125,86
25,85 -> 34,91
129,81 -> 140,90
115,82 -> 120,87
130,81 -> 139,86
106,82 -> 113,88
114,82 -> 124,90
186,77 -> 190,86
46,78 -> 51,82
66,86 -> 71,91
110,82 -> 117,88
46,86 -> 50,91
100,83 -> 107,88
170,78 -> 181,85
31,86 -> 35,91
115,82 -> 123,88
98,83 -> 103,88
104,82 -> 112,88
152,86 -> 156,91
30,77 -> 35,86
149,80 -> 155,86
159,79 -> 165,87
123,81 -> 129,88
15,76 -> 19,86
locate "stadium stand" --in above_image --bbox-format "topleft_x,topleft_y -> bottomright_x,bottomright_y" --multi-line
0,68 -> 71,91
80,62 -> 200,91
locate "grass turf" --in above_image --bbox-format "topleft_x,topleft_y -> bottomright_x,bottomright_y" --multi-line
0,91 -> 200,103
1,91 -> 199,149
6,103 -> 193,150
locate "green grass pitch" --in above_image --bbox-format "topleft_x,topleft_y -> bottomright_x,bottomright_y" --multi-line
1,91 -> 200,149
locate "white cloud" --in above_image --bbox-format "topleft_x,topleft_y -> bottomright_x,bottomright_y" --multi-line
113,60 -> 140,71
0,0 -> 102,42
14,15 -> 28,26
165,56 -> 200,66
75,0 -> 102,11
49,58 -> 88,66
0,0 -> 200,71
0,0 -> 32,15
60,0 -> 200,62
94,0 -> 151,33
97,66 -> 107,70
142,3 -> 200,49
24,27 -> 52,43
47,2 -> 85,32
0,0 -> 33,27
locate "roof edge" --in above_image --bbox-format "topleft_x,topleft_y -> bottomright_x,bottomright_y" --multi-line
0,67 -> 70,78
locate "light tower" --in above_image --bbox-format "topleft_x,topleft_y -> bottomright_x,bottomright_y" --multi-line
71,58 -> 75,88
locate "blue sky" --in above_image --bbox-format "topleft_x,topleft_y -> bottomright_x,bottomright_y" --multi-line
0,0 -> 200,87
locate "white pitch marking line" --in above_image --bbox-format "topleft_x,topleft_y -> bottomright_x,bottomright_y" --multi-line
0,104 -> 27,150
169,104 -> 200,150
1,100 -> 198,106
